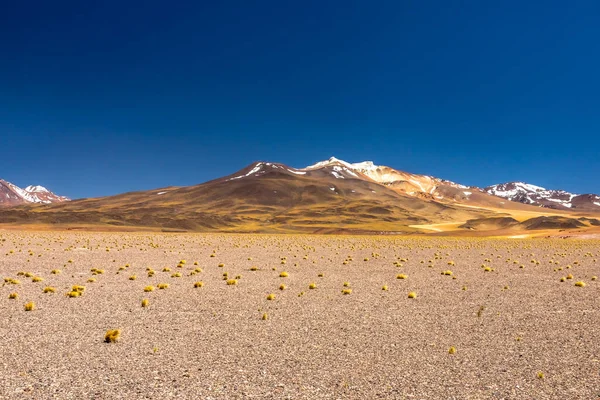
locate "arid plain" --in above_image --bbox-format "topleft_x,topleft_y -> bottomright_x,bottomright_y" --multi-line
1,232 -> 599,399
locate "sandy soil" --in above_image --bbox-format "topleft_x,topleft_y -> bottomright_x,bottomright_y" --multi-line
1,232 -> 599,399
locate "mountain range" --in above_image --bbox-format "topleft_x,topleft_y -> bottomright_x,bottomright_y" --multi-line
1,157 -> 599,235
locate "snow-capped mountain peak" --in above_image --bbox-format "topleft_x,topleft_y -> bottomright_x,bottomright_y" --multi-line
24,185 -> 50,193
305,157 -> 379,171
0,179 -> 69,207
484,182 -> 583,209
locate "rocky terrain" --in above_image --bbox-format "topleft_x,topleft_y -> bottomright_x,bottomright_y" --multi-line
1,232 -> 599,399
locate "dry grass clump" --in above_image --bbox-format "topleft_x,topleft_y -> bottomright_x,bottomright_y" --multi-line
51,269 -> 61,275
66,291 -> 81,298
574,281 -> 586,287
141,299 -> 149,308
104,329 -> 121,343
87,278 -> 96,283
157,283 -> 169,289
226,279 -> 238,285
396,274 -> 407,280
382,285 -> 389,291
129,275 -> 137,280
194,281 -> 204,288
262,313 -> 268,320
441,270 -> 453,276
266,293 -> 276,300
341,288 -> 352,295
171,272 -> 182,278
9,293 -> 18,299
24,301 -> 35,311
279,271 -> 289,278
32,276 -> 44,282
162,267 -> 171,272
43,286 -> 56,293
250,266 -> 258,271
279,284 -> 287,290
144,285 -> 155,292
408,291 -> 417,299
537,371 -> 545,380
309,282 -> 317,289
448,346 -> 457,354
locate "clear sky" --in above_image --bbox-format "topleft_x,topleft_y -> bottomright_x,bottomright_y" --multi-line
1,1 -> 599,199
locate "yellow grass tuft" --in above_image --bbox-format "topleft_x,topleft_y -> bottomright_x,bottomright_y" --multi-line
32,276 -> 44,282
262,313 -> 268,320
279,271 -> 289,278
574,281 -> 586,287
382,285 -> 388,291
43,286 -> 56,293
144,285 -> 155,292
309,282 -> 317,289
226,279 -> 238,285
9,293 -> 18,299
141,299 -> 149,308
396,274 -> 408,280
194,281 -> 204,288
341,288 -> 352,295
24,301 -> 35,311
129,275 -> 136,280
279,284 -> 287,290
408,291 -> 417,299
266,293 -> 276,300
104,329 -> 121,343
157,283 -> 169,289
51,269 -> 61,275
448,346 -> 457,354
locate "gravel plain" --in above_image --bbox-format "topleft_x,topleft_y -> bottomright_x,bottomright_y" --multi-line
1,232 -> 599,399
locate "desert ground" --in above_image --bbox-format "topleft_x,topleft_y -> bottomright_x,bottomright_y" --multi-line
1,231 -> 599,399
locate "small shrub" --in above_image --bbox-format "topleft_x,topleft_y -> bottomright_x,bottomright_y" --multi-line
141,299 -> 149,308
266,293 -> 276,300
157,283 -> 169,289
341,288 -> 352,295
32,276 -> 44,282
24,301 -> 35,311
309,283 -> 317,290
408,291 -> 417,299
279,271 -> 289,278
382,285 -> 388,291
194,281 -> 204,288
8,293 -> 18,299
396,274 -> 407,280
104,329 -> 121,343
43,286 -> 56,293
144,285 -> 155,292
226,279 -> 238,285
279,284 -> 286,290
574,281 -> 586,287
448,346 -> 457,354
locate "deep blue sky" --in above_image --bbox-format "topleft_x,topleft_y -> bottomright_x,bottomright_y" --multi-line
1,1 -> 599,199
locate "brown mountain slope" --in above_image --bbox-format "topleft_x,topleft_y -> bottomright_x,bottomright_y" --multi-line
0,162 -> 494,233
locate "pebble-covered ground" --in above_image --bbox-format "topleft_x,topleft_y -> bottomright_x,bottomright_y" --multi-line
1,232 -> 599,399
